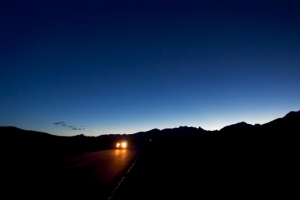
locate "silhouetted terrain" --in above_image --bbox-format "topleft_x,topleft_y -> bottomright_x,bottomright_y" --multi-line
1,110 -> 299,199
111,110 -> 299,199
2,110 -> 299,155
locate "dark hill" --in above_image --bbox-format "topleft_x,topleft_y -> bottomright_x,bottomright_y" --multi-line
129,126 -> 206,141
284,110 -> 300,118
0,126 -> 120,160
1,126 -> 59,139
263,110 -> 300,131
2,110 -> 299,200
219,121 -> 253,132
2,110 -> 299,156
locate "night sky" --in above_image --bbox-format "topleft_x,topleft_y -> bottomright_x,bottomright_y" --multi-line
1,0 -> 300,136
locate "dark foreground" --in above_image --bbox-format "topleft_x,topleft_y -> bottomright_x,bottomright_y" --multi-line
3,134 -> 296,200
111,136 -> 297,199
3,147 -> 142,200
1,111 -> 299,199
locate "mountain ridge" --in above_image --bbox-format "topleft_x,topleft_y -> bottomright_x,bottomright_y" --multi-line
1,109 -> 299,163
1,110 -> 299,138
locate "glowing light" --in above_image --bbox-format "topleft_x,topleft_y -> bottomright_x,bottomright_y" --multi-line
116,141 -> 128,148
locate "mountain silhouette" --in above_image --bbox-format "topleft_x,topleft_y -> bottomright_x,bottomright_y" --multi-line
1,110 -> 299,154
219,121 -> 253,132
2,110 -> 299,200
284,110 -> 300,118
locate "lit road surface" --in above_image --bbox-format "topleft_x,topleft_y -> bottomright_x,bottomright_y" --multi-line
55,148 -> 141,199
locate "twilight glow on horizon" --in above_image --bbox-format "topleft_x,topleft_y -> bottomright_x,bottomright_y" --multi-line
1,1 -> 299,136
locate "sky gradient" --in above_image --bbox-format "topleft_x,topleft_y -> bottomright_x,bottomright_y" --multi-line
1,0 -> 300,136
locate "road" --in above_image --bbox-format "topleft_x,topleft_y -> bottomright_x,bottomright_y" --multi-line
4,147 -> 142,200
55,148 -> 141,199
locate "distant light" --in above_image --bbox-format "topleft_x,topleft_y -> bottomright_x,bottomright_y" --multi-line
122,142 -> 127,148
116,141 -> 127,148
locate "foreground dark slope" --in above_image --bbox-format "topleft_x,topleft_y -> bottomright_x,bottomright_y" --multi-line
111,111 -> 299,199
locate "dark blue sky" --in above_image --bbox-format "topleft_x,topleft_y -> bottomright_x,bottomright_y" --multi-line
1,0 -> 300,136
